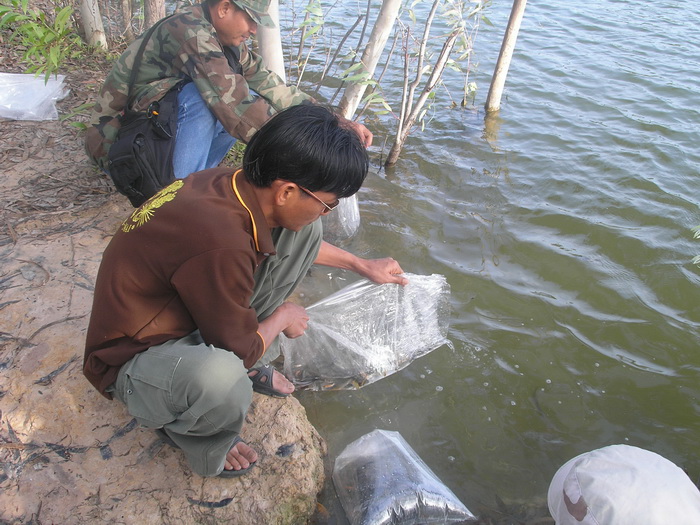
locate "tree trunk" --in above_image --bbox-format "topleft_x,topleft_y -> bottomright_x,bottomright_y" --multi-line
257,0 -> 286,82
485,0 -> 527,112
144,0 -> 165,29
79,0 -> 107,48
120,0 -> 135,42
337,0 -> 401,119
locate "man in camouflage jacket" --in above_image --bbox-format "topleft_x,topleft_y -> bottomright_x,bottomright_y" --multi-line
85,0 -> 372,179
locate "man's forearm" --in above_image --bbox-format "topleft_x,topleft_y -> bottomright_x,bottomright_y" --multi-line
314,241 -> 363,272
314,241 -> 409,286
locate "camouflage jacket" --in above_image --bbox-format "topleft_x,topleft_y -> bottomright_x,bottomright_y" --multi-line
86,3 -> 313,171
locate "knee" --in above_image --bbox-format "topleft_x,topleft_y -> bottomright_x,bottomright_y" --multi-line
187,349 -> 251,405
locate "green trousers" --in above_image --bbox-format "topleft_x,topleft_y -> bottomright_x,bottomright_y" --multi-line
110,222 -> 322,477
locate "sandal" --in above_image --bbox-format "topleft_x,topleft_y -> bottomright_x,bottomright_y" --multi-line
248,364 -> 291,398
155,430 -> 256,478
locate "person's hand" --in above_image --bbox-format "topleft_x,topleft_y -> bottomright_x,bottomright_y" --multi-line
338,116 -> 373,148
357,257 -> 408,286
278,302 -> 309,338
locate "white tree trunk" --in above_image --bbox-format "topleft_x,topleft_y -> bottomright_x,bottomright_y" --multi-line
80,0 -> 107,48
485,0 -> 527,112
337,0 -> 401,119
257,0 -> 286,82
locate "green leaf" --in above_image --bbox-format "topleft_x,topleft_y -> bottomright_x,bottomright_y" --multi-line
342,72 -> 371,82
54,6 -> 72,28
49,44 -> 59,66
304,0 -> 322,17
1,11 -> 28,25
343,61 -> 365,74
301,24 -> 321,41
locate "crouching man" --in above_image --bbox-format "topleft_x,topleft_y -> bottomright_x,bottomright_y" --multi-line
83,104 -> 407,477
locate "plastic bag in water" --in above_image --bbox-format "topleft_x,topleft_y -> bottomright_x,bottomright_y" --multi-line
333,429 -> 477,525
281,273 -> 450,390
0,73 -> 69,121
321,194 -> 360,243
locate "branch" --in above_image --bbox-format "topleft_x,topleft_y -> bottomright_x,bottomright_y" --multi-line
314,14 -> 364,94
401,30 -> 459,140
405,0 -> 441,119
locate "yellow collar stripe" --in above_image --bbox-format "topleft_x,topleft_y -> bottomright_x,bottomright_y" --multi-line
231,169 -> 260,252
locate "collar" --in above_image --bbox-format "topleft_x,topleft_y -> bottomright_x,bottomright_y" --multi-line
199,2 -> 211,23
231,169 -> 276,256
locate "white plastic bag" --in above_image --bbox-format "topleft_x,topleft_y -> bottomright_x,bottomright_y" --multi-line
0,73 -> 69,121
333,430 -> 477,525
281,273 -> 450,390
321,194 -> 361,242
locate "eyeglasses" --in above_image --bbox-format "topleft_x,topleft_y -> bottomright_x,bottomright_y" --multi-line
298,185 -> 340,213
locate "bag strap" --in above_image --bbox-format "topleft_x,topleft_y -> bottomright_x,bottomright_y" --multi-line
125,14 -> 175,110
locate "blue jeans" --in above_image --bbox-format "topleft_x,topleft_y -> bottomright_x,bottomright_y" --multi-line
172,82 -> 237,180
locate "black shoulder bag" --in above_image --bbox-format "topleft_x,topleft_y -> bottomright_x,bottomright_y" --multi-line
107,17 -> 183,208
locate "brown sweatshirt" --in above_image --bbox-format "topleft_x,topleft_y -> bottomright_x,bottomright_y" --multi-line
84,168 -> 275,398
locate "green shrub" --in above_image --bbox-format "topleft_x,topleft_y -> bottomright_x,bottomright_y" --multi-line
0,0 -> 83,81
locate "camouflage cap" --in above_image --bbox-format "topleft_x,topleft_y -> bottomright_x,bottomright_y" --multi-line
232,0 -> 275,28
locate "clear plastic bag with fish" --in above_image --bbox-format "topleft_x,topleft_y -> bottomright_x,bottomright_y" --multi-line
332,429 -> 476,525
321,194 -> 361,243
280,273 -> 450,390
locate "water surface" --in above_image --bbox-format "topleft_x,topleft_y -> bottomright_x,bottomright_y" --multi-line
284,0 -> 700,519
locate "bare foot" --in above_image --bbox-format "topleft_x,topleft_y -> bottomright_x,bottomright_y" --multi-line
224,438 -> 258,471
269,368 -> 295,395
248,367 -> 295,396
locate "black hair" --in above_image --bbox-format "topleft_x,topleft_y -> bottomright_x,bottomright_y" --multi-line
243,104 -> 369,199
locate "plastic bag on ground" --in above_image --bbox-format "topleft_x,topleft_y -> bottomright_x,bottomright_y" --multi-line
321,194 -> 360,243
333,429 -> 477,525
0,73 -> 69,121
281,273 -> 450,390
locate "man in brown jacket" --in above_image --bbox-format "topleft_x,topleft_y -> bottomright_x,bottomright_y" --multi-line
84,105 -> 406,477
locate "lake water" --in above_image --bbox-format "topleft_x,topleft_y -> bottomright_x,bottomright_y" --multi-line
282,0 -> 700,520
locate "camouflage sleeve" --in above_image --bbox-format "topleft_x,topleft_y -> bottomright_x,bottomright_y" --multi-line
178,26 -> 312,142
85,6 -> 317,169
85,65 -> 131,171
85,35 -> 149,171
238,45 -> 315,112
